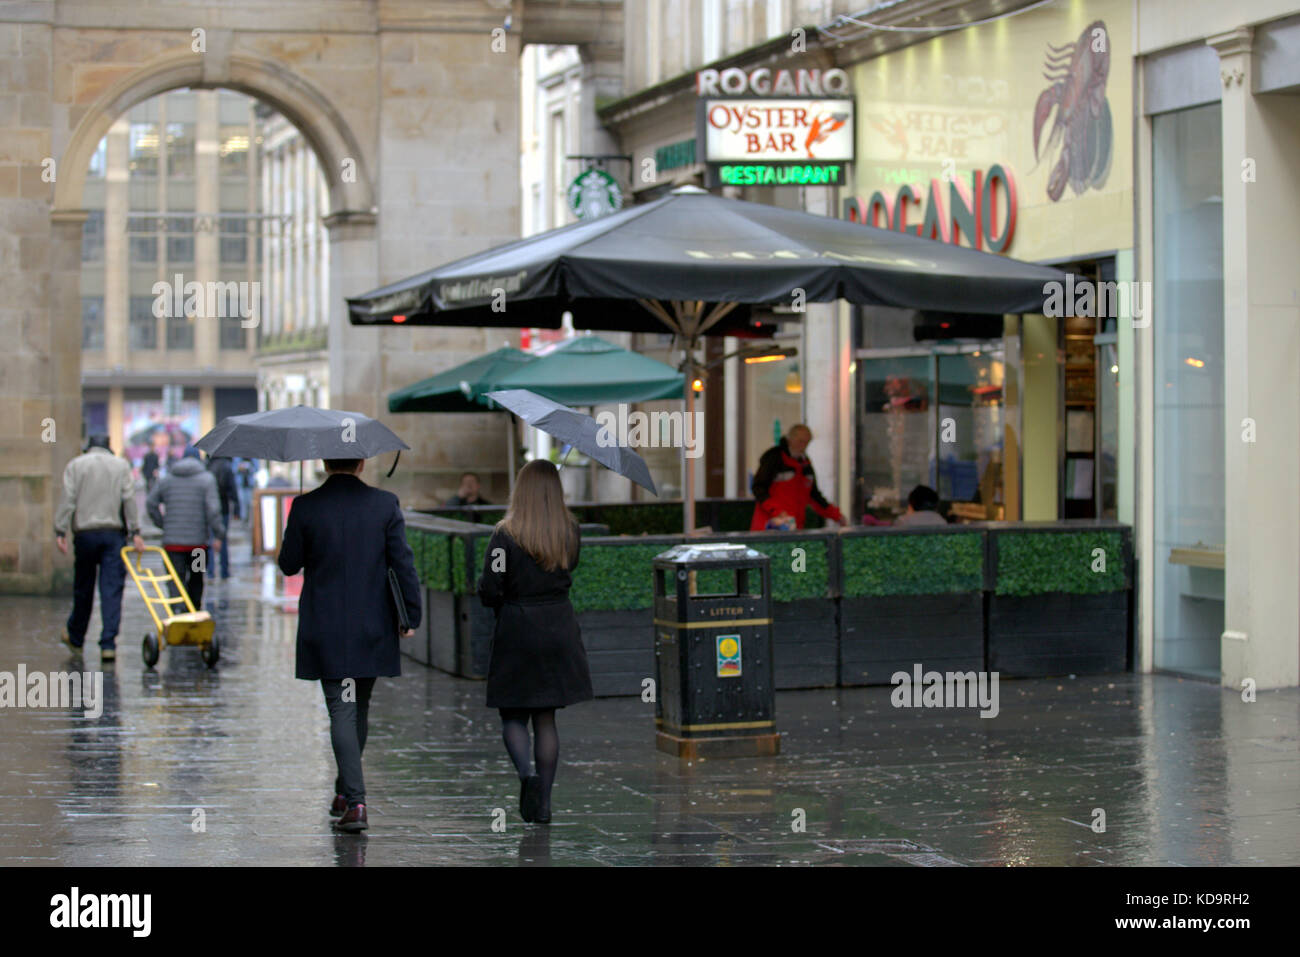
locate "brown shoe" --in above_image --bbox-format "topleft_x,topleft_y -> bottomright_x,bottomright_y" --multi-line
329,794 -> 347,817
333,803 -> 368,832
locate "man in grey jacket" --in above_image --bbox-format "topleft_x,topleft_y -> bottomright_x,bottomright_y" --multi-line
147,447 -> 225,610
54,434 -> 146,662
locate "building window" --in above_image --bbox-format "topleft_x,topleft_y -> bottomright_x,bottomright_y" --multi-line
129,296 -> 158,350
166,214 -> 194,263
1152,102 -> 1224,680
129,123 -> 159,177
220,125 -> 250,177
127,215 -> 158,264
81,297 -> 104,350
167,311 -> 194,351
166,121 -> 196,178
220,316 -> 246,350
81,210 -> 104,263
220,217 -> 248,263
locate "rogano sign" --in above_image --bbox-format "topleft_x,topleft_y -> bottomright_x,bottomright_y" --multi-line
842,164 -> 1019,253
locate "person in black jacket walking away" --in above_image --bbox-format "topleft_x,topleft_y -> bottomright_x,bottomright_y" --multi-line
277,457 -> 422,833
477,459 -> 592,824
207,456 -> 240,579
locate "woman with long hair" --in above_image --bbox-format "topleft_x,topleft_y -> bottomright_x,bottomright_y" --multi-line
477,459 -> 593,823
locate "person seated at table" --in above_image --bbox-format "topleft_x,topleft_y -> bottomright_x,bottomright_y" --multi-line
894,484 -> 949,527
445,471 -> 492,507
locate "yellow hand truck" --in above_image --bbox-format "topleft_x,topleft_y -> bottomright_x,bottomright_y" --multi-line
121,546 -> 219,669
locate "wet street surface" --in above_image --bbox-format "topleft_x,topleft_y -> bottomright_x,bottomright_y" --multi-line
2,539 -> 1297,867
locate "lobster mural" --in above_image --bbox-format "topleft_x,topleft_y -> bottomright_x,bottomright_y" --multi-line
1033,20 -> 1113,202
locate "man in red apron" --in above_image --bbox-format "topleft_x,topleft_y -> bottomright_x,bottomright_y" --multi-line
749,424 -> 846,530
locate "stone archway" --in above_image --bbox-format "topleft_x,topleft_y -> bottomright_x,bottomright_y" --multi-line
3,2 -> 622,593
52,49 -> 375,221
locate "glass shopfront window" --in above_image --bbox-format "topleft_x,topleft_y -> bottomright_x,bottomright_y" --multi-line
854,342 -> 1017,522
1152,103 -> 1224,680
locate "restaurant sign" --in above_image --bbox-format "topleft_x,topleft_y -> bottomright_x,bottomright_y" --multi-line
841,163 -> 1019,253
698,97 -> 855,189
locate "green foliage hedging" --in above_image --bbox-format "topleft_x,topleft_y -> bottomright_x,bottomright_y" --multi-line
746,539 -> 830,602
569,544 -> 673,613
405,528 -> 451,591
841,533 -> 984,597
995,531 -> 1127,596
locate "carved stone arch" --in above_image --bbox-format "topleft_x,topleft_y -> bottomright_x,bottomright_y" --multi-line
52,50 -> 374,218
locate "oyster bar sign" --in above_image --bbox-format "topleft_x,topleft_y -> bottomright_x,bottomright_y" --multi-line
696,66 -> 854,188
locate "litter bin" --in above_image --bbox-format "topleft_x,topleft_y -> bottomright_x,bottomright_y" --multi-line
652,543 -> 779,758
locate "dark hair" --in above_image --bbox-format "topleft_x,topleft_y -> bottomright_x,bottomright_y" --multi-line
460,471 -> 480,482
908,484 -> 940,512
323,458 -> 363,473
86,433 -> 112,452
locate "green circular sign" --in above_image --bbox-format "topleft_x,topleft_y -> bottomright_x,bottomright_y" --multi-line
567,168 -> 624,220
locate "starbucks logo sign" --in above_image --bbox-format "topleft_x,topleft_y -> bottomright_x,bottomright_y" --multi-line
567,168 -> 624,220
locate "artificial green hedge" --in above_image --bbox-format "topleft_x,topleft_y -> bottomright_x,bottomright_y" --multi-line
405,528 -> 452,591
841,533 -> 984,597
995,531 -> 1127,596
424,500 -> 825,535
569,543 -> 676,613
747,539 -> 831,602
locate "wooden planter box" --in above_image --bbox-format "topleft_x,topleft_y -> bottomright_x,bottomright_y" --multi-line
987,591 -> 1128,676
577,607 -> 655,698
455,593 -> 495,680
425,589 -> 457,674
772,598 -> 838,689
839,592 -> 984,686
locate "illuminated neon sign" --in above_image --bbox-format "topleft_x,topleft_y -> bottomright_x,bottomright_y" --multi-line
715,163 -> 845,186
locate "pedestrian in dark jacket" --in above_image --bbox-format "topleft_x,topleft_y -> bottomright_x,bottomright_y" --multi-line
207,456 -> 240,579
276,457 -> 422,833
141,449 -> 159,492
749,424 -> 846,530
477,459 -> 592,825
146,447 -> 224,610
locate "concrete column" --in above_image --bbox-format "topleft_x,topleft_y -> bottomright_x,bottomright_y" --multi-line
800,185 -> 847,516
1210,27 -> 1300,690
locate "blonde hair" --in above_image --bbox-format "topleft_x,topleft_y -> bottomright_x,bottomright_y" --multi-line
499,459 -> 578,572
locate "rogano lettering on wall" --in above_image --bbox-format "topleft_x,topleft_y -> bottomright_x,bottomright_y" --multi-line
841,164 -> 1018,253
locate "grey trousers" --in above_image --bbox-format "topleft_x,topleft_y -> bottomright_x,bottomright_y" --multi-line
321,677 -> 377,806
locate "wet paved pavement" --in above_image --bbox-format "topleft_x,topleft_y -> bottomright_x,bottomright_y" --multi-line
2,536 -> 1297,867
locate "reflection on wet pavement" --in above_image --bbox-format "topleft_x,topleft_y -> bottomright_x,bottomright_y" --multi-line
2,546 -> 1297,866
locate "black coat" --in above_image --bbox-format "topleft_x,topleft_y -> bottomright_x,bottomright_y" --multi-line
277,473 -> 422,680
477,524 -> 593,709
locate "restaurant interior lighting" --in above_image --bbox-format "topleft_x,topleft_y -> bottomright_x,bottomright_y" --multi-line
1185,357 -> 1205,368
743,352 -> 788,363
785,366 -> 802,394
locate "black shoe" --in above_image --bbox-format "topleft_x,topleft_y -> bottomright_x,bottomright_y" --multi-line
520,775 -> 541,823
333,803 -> 368,832
536,798 -> 552,825
329,794 -> 347,817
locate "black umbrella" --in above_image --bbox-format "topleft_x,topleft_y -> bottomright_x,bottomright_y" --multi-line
484,390 -> 657,496
195,406 -> 409,491
347,185 -> 1064,332
349,185 -> 1067,532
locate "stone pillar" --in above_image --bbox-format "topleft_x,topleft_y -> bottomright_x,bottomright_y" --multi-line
0,17 -> 78,594
1210,27 -> 1300,690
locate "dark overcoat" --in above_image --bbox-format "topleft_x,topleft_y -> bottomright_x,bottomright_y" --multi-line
277,473 -> 423,680
477,524 -> 593,709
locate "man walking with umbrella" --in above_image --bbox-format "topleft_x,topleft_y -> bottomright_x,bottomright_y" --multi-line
277,457 -> 422,833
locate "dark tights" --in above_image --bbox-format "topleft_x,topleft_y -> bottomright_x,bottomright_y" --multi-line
499,708 -> 559,808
